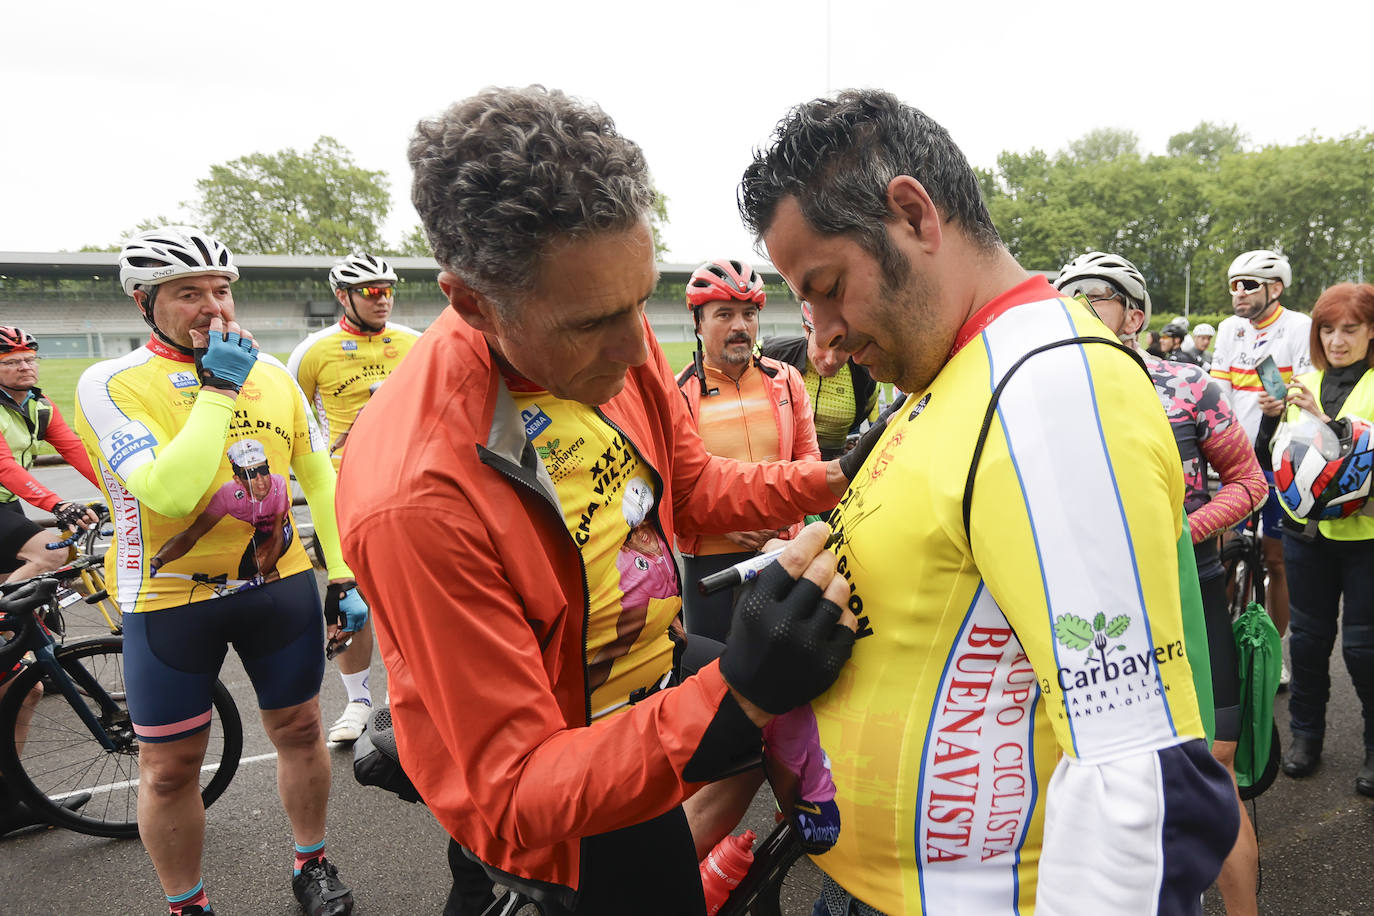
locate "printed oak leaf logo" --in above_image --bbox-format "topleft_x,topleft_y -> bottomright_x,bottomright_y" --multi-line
1055,612 -> 1131,676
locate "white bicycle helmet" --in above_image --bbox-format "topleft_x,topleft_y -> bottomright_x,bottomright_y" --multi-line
227,438 -> 269,470
1228,249 -> 1291,288
119,226 -> 238,297
1054,251 -> 1152,328
1193,323 -> 1216,337
330,252 -> 397,289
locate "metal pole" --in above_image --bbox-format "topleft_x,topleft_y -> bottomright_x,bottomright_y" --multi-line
1184,262 -> 1191,318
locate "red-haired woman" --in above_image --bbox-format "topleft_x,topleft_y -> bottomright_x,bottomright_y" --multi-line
1256,283 -> 1374,797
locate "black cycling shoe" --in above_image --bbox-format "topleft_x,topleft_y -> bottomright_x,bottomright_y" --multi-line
292,856 -> 354,916
0,791 -> 92,837
1356,749 -> 1374,797
1282,735 -> 1323,778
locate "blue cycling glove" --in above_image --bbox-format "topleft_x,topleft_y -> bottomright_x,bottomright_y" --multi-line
794,798 -> 842,855
194,326 -> 259,393
325,581 -> 369,633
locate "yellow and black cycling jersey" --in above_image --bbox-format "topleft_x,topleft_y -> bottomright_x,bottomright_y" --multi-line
75,340 -> 340,613
286,317 -> 420,461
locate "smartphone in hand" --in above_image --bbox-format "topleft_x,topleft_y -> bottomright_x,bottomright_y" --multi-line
1255,354 -> 1288,401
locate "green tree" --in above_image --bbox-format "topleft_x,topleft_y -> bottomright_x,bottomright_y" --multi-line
391,225 -> 432,258
1167,121 -> 1248,163
192,137 -> 391,255
983,125 -> 1374,316
650,191 -> 671,259
1062,128 -> 1140,164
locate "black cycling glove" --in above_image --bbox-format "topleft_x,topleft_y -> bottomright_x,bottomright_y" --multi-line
194,326 -> 259,393
719,560 -> 855,715
837,411 -> 890,481
52,501 -> 89,529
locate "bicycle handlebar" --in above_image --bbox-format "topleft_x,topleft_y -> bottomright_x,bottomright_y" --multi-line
45,531 -> 82,551
43,503 -> 111,551
0,577 -> 61,673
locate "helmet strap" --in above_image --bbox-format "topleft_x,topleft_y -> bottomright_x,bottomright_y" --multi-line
690,310 -> 718,398
1252,290 -> 1280,325
137,286 -> 193,356
343,290 -> 386,335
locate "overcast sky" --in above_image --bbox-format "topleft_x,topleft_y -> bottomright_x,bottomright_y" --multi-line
6,0 -> 1372,267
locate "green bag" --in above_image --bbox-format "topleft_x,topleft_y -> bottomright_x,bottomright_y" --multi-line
1233,601 -> 1282,800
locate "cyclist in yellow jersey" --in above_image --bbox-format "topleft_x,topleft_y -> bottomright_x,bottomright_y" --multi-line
761,299 -> 879,460
287,252 -> 419,744
741,90 -> 1237,916
74,227 -> 360,916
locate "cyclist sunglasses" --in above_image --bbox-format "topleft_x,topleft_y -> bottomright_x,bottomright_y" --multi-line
1230,277 -> 1266,294
1062,281 -> 1139,310
235,464 -> 272,479
350,285 -> 395,299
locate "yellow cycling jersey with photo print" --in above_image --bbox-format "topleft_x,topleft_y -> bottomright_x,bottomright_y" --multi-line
511,391 -> 682,721
809,281 -> 1210,915
75,347 -> 324,613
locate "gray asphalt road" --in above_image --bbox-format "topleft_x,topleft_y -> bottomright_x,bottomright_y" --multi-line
5,469 -> 1372,914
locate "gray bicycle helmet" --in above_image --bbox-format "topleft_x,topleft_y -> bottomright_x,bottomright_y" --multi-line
1228,249 -> 1291,288
1054,251 -> 1152,331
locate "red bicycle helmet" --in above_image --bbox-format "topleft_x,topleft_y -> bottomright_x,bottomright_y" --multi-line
685,259 -> 766,310
800,300 -> 815,331
0,326 -> 38,355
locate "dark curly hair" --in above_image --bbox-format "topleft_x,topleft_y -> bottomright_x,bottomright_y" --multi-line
409,86 -> 656,315
739,89 -> 1001,284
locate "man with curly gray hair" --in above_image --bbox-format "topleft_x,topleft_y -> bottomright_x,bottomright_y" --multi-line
337,86 -> 877,915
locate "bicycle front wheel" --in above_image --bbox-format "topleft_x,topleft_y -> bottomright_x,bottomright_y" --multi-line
0,637 -> 244,839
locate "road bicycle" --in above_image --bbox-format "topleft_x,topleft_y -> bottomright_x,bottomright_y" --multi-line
42,504 -> 123,641
0,568 -> 243,838
1221,508 -> 1267,622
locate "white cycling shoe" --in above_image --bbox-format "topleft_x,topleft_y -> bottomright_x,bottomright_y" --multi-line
328,700 -> 372,744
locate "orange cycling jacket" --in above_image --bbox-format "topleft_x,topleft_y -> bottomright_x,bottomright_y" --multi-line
674,354 -> 821,555
337,308 -> 839,899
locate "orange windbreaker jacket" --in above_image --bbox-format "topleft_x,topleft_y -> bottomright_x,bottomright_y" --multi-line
673,355 -> 821,554
338,308 -> 839,899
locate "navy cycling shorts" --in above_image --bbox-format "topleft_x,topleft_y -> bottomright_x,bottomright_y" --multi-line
123,570 -> 326,743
